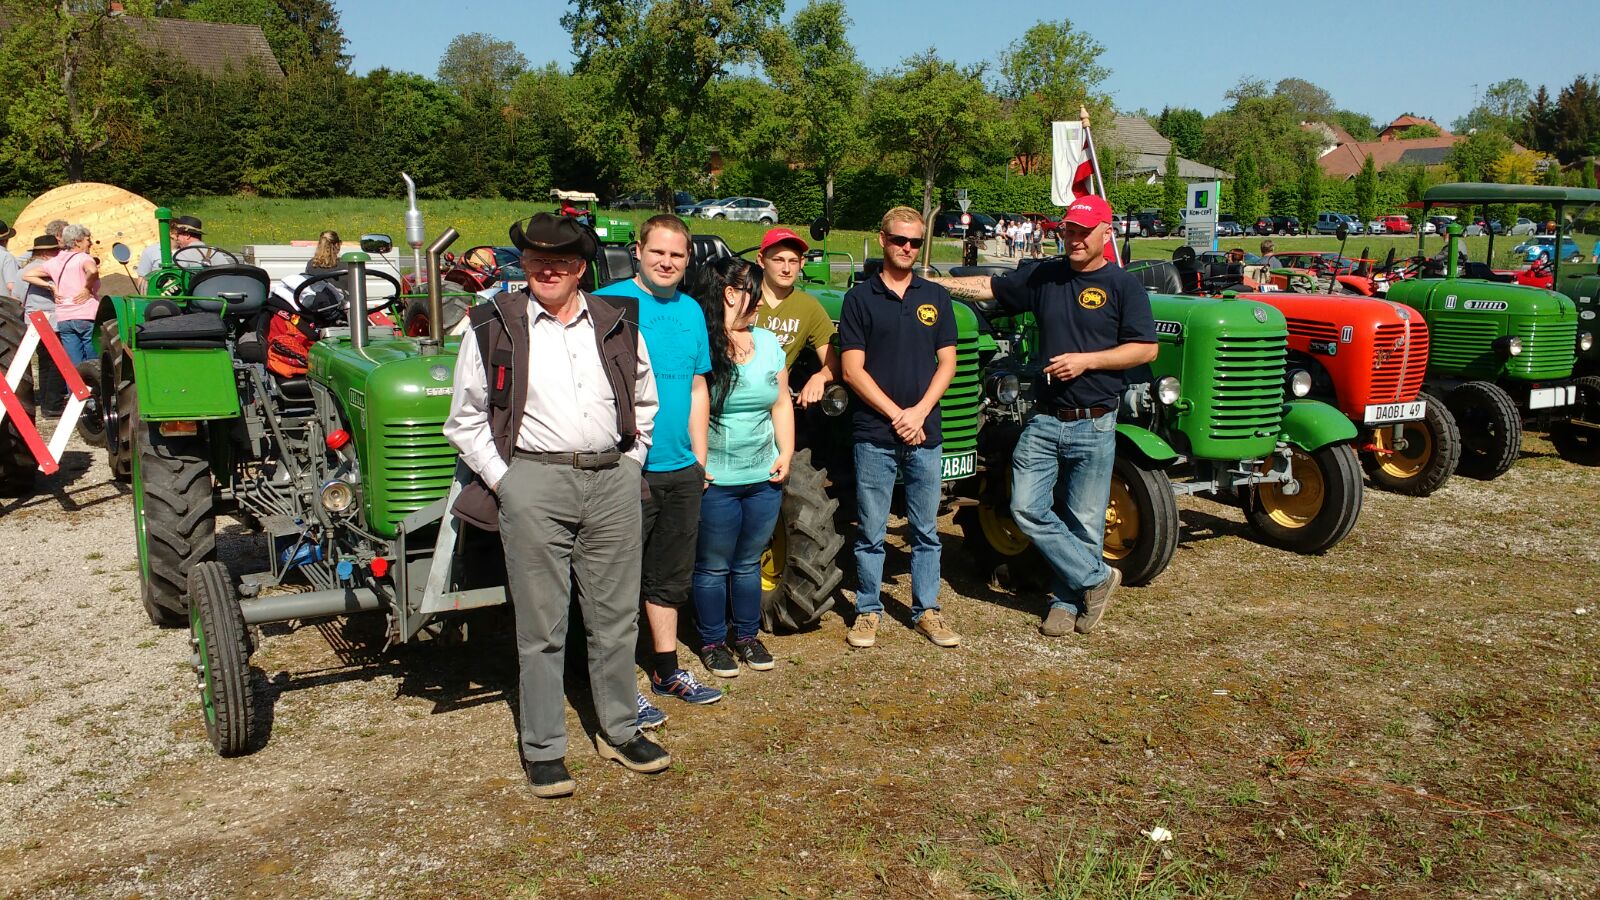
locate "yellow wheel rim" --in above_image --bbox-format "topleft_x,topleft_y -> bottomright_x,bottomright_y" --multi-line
1102,473 -> 1138,560
977,502 -> 1032,557
1259,448 -> 1326,528
1374,422 -> 1433,480
760,523 -> 786,594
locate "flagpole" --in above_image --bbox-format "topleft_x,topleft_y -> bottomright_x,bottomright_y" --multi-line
1078,105 -> 1119,264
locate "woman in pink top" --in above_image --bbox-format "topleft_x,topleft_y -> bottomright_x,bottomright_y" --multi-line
24,223 -> 100,365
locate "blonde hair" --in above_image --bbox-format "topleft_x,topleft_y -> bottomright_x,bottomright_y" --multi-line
310,230 -> 342,269
639,214 -> 691,247
880,206 -> 924,234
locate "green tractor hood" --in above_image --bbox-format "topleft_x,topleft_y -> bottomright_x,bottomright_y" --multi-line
1387,277 -> 1578,381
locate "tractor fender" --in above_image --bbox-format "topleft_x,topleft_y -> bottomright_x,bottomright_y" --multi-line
1278,398 -> 1359,452
1115,423 -> 1180,468
96,294 -> 135,351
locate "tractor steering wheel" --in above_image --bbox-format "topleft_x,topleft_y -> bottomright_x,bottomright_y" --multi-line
172,246 -> 239,269
293,268 -> 403,313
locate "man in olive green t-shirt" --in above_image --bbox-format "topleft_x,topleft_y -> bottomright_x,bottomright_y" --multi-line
755,227 -> 840,407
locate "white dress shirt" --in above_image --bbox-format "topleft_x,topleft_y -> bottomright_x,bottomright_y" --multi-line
445,293 -> 656,491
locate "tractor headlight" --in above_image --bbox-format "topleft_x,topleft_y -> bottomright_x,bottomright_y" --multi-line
986,372 -> 1021,405
820,383 -> 849,417
1288,369 -> 1313,398
320,479 -> 357,514
1495,335 -> 1524,357
1580,332 -> 1594,352
1155,376 -> 1182,406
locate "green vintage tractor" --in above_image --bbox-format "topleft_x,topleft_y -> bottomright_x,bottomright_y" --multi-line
959,273 -> 1363,588
1385,183 -> 1598,476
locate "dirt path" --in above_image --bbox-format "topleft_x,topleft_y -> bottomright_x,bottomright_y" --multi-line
1,433 -> 1596,898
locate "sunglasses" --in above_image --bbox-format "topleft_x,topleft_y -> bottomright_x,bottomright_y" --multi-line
883,234 -> 925,249
525,256 -> 581,273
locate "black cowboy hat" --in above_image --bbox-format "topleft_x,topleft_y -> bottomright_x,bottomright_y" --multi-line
509,212 -> 597,259
28,234 -> 59,253
0,220 -> 14,242
172,215 -> 204,237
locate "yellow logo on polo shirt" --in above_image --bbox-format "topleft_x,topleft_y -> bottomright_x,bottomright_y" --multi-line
1078,287 -> 1107,309
916,303 -> 938,326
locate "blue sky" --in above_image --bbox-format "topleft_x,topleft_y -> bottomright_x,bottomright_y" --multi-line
341,0 -> 1588,128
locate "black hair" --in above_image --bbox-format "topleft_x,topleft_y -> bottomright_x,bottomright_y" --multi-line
689,255 -> 763,417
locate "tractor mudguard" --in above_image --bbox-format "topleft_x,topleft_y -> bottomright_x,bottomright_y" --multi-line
1115,424 -> 1180,468
133,349 -> 241,419
1278,398 -> 1359,452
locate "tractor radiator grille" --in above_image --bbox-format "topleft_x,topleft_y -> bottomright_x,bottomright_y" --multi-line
1369,323 -> 1429,403
936,335 -> 981,475
1285,317 -> 1340,343
1427,317 -> 1500,376
374,419 -> 457,534
1208,333 -> 1287,441
1512,320 -> 1577,378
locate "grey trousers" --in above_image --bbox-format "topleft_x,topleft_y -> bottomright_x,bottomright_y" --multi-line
497,455 -> 643,761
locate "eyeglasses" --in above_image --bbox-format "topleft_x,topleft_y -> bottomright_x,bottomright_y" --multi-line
883,234 -> 925,249
524,256 -> 581,274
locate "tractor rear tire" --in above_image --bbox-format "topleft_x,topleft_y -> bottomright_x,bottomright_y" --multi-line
188,561 -> 255,756
1104,456 -> 1179,587
1245,442 -> 1364,554
1549,375 -> 1600,465
137,410 -> 216,627
1445,380 -> 1522,480
1361,390 -> 1461,496
402,294 -> 470,337
100,321 -> 133,482
74,358 -> 106,446
760,449 -> 843,633
0,300 -> 35,497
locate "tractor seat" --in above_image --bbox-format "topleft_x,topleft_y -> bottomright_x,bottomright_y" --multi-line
276,375 -> 313,402
187,265 -> 271,320
1127,260 -> 1183,294
1463,262 -> 1513,283
234,330 -> 266,364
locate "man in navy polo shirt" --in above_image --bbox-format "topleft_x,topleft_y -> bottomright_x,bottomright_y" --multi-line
933,195 -> 1157,637
838,206 -> 960,650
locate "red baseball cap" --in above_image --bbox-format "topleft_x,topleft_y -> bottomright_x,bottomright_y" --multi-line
1061,195 -> 1113,229
758,227 -> 809,255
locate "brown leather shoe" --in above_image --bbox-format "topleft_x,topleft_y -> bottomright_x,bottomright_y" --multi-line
915,610 -> 961,647
1077,567 -> 1121,633
848,611 -> 881,648
1040,606 -> 1075,637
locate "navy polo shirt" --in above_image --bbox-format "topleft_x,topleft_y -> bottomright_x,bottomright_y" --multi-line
838,272 -> 959,444
990,259 -> 1156,411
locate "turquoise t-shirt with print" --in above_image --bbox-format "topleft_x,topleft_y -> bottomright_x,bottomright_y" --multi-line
707,327 -> 785,486
595,278 -> 711,472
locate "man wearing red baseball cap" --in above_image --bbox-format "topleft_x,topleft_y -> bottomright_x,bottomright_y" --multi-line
754,227 -> 840,407
932,195 -> 1157,638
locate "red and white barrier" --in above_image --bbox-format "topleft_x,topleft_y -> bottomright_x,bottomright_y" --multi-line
0,310 -> 91,476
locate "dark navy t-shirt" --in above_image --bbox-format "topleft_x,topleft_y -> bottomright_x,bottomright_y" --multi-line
838,273 -> 959,445
990,259 -> 1157,410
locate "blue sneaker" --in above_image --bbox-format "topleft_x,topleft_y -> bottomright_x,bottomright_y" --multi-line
636,692 -> 667,730
650,668 -> 724,705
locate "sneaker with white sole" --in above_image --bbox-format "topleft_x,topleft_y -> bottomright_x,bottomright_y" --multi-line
635,692 -> 667,730
1076,567 -> 1121,633
847,612 -> 881,648
650,668 -> 724,705
915,610 -> 961,648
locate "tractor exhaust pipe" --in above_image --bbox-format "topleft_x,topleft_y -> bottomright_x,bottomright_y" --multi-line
344,252 -> 371,358
423,227 -> 460,352
401,172 -> 426,284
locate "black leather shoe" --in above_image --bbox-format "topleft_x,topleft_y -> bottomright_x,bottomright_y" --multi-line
522,757 -> 575,798
595,733 -> 671,773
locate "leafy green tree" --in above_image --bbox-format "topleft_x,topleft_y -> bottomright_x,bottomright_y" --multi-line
1296,152 -> 1321,228
437,33 -> 527,104
1402,165 -> 1429,226
183,0 -> 346,70
997,18 -> 1111,120
1447,129 -> 1512,182
1352,153 -> 1377,225
1327,110 -> 1376,141
1232,153 -> 1260,225
771,0 -> 866,217
866,49 -> 997,220
1273,77 -> 1334,119
1200,89 -> 1319,187
1453,78 -> 1530,135
1156,106 -> 1204,159
1396,123 -> 1441,139
0,0 -> 157,184
1160,145 -> 1183,233
564,0 -> 783,206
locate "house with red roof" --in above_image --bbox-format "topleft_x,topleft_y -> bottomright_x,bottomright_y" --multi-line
1307,115 -> 1526,180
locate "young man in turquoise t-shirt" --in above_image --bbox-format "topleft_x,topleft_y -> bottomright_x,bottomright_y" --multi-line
595,215 -> 723,713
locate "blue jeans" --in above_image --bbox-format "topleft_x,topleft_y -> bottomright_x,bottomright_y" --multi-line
55,319 -> 95,367
853,440 -> 943,621
692,480 -> 784,646
1010,412 -> 1117,612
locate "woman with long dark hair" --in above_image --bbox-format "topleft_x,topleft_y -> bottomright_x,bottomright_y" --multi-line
688,256 -> 794,677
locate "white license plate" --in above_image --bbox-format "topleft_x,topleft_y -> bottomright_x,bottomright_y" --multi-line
1363,401 -> 1426,424
940,452 -> 976,481
1529,386 -> 1577,410
502,280 -> 528,292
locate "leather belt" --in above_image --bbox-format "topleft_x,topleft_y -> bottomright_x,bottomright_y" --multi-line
1040,405 -> 1112,422
514,448 -> 622,469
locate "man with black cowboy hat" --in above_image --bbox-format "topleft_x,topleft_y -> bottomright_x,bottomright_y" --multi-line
20,234 -> 66,415
443,211 -> 667,799
0,219 -> 19,303
136,215 -> 206,291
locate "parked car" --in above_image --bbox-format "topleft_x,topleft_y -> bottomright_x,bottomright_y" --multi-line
1426,215 -> 1456,235
1508,217 -> 1538,236
1314,211 -> 1364,235
612,190 -> 693,211
1215,215 -> 1243,237
677,197 -> 722,217
1366,220 -> 1386,235
1244,215 -> 1274,235
1135,210 -> 1169,236
1020,212 -> 1061,235
696,196 -> 779,223
1512,235 -> 1584,262
1266,215 -> 1302,235
1377,215 -> 1412,234
1421,220 -> 1437,235
1111,214 -> 1143,237
968,212 -> 999,238
932,211 -> 972,238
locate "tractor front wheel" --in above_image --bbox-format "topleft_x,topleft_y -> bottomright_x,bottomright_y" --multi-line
1444,380 -> 1522,479
188,561 -> 255,756
1245,443 -> 1363,553
759,449 -> 843,633
1550,375 -> 1600,465
0,300 -> 35,497
1361,390 -> 1461,495
135,410 -> 216,627
1104,456 -> 1179,587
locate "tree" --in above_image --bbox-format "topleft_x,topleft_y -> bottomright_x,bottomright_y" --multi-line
1396,123 -> 1442,139
1453,78 -> 1530,135
0,0 -> 157,183
1273,77 -> 1334,119
564,0 -> 783,205
1352,154 -> 1377,225
1156,106 -> 1204,159
1160,145 -> 1183,234
1447,129 -> 1511,182
1233,153 -> 1260,226
771,0 -> 866,217
1295,152 -> 1321,228
997,18 -> 1111,120
437,33 -> 527,103
1551,75 -> 1600,164
867,50 -> 996,220
1327,110 -> 1377,141
1402,165 -> 1429,226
